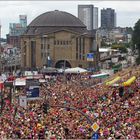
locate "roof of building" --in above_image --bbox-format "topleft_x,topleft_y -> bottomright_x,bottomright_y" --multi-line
24,26 -> 87,36
29,10 -> 86,27
23,10 -> 90,36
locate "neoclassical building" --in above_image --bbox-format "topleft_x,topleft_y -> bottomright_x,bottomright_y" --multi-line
21,10 -> 100,69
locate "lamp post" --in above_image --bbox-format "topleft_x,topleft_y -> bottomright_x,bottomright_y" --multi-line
45,104 -> 93,125
43,81 -> 93,125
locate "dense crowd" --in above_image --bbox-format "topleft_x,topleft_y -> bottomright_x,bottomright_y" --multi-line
0,66 -> 140,139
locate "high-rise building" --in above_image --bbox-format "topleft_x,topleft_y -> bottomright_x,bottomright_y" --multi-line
93,7 -> 98,29
9,15 -> 27,36
19,15 -> 27,28
78,5 -> 98,30
7,15 -> 27,48
101,8 -> 116,29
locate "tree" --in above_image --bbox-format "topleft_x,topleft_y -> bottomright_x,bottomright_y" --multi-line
126,27 -> 133,34
111,44 -> 128,53
132,19 -> 140,64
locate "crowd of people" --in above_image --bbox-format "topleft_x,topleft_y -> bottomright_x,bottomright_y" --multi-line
0,66 -> 140,139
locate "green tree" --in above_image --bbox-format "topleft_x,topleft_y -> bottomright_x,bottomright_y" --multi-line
111,44 -> 128,53
132,19 -> 140,64
126,27 -> 133,34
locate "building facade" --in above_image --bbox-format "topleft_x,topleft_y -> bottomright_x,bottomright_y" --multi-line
7,15 -> 27,48
21,10 -> 100,69
78,5 -> 98,30
101,8 -> 116,29
93,7 -> 98,30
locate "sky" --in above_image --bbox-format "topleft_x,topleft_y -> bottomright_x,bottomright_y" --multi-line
0,1 -> 140,38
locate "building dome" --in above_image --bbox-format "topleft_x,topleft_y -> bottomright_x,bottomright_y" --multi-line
29,10 -> 86,27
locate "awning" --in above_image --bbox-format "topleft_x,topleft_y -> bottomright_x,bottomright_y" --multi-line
90,73 -> 109,78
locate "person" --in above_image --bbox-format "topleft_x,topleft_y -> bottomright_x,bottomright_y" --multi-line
119,86 -> 124,97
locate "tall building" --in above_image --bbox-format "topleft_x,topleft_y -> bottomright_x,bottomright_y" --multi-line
19,15 -> 27,28
9,15 -> 27,36
101,8 -> 116,29
93,7 -> 98,29
7,15 -> 27,48
78,5 -> 98,30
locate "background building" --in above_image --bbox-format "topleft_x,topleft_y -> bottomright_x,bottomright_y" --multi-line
78,5 -> 98,30
21,10 -> 100,70
7,15 -> 27,48
19,15 -> 27,28
101,8 -> 116,29
93,7 -> 98,29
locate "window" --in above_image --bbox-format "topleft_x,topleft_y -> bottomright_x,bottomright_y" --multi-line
48,44 -> 50,49
24,41 -> 26,45
31,41 -> 36,67
41,44 -> 43,50
79,37 -> 81,53
66,41 -> 69,45
83,38 -> 85,54
41,52 -> 43,58
57,40 -> 59,45
76,38 -> 78,52
76,53 -> 78,60
83,55 -> 85,60
79,54 -> 82,60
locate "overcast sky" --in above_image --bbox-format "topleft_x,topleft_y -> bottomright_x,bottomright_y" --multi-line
0,1 -> 140,38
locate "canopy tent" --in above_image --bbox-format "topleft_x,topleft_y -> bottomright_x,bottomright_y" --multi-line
106,76 -> 121,86
64,67 -> 87,74
90,73 -> 109,79
122,76 -> 136,86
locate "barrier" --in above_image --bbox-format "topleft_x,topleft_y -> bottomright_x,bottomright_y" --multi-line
122,76 -> 136,86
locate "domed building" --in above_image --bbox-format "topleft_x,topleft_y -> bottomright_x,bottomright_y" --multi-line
21,10 -> 100,69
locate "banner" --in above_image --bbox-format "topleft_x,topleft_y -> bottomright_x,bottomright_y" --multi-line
14,78 -> 26,86
26,86 -> 40,99
87,53 -> 94,61
25,71 -> 38,76
122,76 -> 136,86
106,76 -> 121,86
19,96 -> 27,108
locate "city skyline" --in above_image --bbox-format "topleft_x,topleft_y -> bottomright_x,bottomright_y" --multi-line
0,1 -> 140,38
